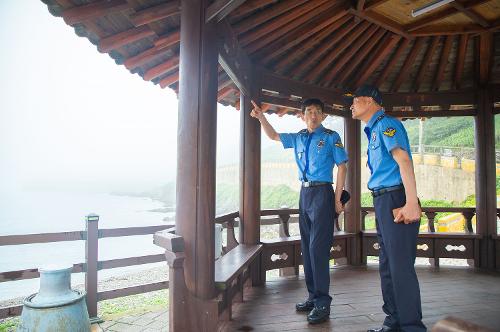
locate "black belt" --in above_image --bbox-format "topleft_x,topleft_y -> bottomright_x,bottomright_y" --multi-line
371,184 -> 404,197
302,181 -> 331,188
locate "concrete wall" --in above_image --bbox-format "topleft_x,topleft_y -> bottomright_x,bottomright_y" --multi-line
360,157 -> 475,203
219,159 -> 476,203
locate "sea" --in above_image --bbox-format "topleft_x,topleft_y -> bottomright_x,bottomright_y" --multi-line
0,190 -> 172,301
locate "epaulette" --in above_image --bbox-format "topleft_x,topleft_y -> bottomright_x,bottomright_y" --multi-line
298,129 -> 308,135
324,129 -> 334,135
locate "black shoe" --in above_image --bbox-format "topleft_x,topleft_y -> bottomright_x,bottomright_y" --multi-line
367,326 -> 399,332
307,305 -> 330,324
295,300 -> 315,312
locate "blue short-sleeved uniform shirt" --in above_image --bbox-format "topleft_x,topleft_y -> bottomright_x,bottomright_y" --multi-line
279,125 -> 348,183
364,109 -> 412,190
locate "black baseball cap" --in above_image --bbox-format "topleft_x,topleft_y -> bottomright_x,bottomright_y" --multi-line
344,85 -> 383,105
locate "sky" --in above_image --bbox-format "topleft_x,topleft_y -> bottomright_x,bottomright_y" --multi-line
0,1 -> 337,194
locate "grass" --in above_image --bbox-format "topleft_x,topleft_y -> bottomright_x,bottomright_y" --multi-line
0,317 -> 19,332
98,289 -> 169,320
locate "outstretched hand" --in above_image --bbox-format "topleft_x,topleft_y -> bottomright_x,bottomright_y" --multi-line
250,100 -> 269,120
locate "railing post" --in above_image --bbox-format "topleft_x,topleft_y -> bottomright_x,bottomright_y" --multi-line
424,211 -> 438,267
85,213 -> 100,322
462,211 -> 475,233
425,211 -> 437,233
226,218 -> 239,252
361,210 -> 368,231
278,213 -> 290,237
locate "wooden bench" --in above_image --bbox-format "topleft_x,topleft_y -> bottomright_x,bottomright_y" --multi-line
260,231 -> 356,280
214,244 -> 263,321
214,244 -> 263,290
362,230 -> 482,266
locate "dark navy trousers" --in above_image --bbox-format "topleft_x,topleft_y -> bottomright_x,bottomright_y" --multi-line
299,184 -> 334,308
374,189 -> 426,332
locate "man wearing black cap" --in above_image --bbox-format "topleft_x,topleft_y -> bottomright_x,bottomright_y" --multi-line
346,85 -> 426,332
250,98 -> 348,324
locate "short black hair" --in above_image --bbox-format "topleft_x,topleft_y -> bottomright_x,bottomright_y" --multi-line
301,98 -> 324,113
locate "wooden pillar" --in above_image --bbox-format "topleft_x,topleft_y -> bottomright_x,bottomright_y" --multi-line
239,92 -> 261,245
176,0 -> 218,299
344,116 -> 362,265
475,88 -> 496,269
239,92 -> 263,285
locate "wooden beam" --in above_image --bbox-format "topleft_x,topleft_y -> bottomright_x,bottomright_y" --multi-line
217,85 -> 237,101
159,72 -> 179,89
245,0 -> 333,54
259,5 -> 348,64
130,1 -> 180,27
353,33 -> 401,88
364,0 -> 391,11
413,36 -> 441,92
374,38 -> 411,88
260,94 -> 301,111
154,29 -> 181,47
260,94 -> 346,116
479,32 -> 493,86
288,18 -> 358,78
391,37 -> 426,92
124,34 -> 179,70
217,20 -> 254,97
143,56 -> 179,81
257,68 -> 345,106
321,24 -> 379,86
98,26 -> 156,53
337,29 -> 386,87
230,0 -> 277,21
233,0 -> 308,35
406,0 -> 490,32
239,0 -> 325,47
432,35 -> 454,91
386,109 -> 477,117
382,90 -> 476,110
410,24 -> 486,36
304,21 -> 370,83
449,2 -> 490,28
454,34 -> 469,90
274,15 -> 351,74
348,8 -> 412,39
206,0 -> 248,23
62,0 -> 129,26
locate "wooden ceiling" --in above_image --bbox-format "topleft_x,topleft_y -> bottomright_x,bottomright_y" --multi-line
41,0 -> 500,111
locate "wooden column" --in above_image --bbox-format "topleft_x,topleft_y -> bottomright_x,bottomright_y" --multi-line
239,92 -> 263,285
176,0 -> 218,300
474,88 -> 496,269
344,116 -> 362,265
239,92 -> 261,245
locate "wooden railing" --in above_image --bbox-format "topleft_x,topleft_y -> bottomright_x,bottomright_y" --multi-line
361,206 -> 476,233
361,206 -> 481,267
0,215 -> 174,320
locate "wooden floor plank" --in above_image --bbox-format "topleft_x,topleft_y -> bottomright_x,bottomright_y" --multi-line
221,265 -> 500,331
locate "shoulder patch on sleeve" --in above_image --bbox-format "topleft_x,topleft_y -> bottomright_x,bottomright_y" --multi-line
383,127 -> 396,137
335,138 -> 344,148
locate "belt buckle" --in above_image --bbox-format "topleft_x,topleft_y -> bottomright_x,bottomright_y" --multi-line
303,182 -> 310,188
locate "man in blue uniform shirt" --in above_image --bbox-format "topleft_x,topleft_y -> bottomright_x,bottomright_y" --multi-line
250,98 -> 348,324
347,85 -> 426,332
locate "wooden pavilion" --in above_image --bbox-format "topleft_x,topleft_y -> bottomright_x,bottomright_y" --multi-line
39,0 -> 500,330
